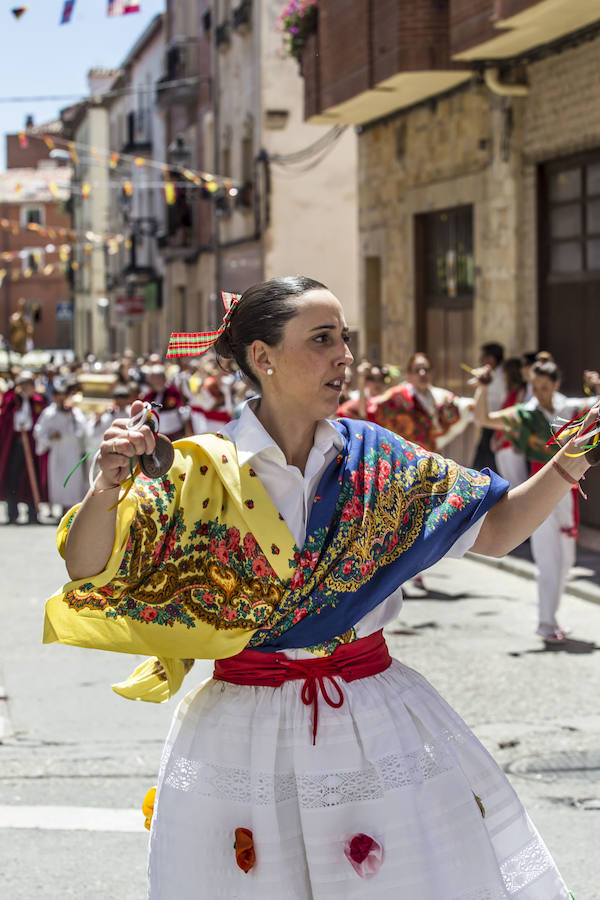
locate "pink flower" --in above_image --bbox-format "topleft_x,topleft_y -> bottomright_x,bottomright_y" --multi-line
344,833 -> 383,878
341,559 -> 353,575
447,493 -> 463,509
227,528 -> 240,551
209,537 -> 217,554
290,569 -> 305,590
252,556 -> 269,578
215,542 -> 229,564
243,533 -> 257,556
140,606 -> 158,623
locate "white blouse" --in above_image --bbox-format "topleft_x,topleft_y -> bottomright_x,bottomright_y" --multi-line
222,402 -> 484,649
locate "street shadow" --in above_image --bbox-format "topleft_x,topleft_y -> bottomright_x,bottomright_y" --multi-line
508,637 -> 600,656
403,585 -> 512,603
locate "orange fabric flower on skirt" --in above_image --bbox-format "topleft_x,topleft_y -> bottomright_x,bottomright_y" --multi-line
234,827 -> 255,872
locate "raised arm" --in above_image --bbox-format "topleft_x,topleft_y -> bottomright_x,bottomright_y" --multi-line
64,400 -> 155,581
473,379 -> 512,431
471,427 -> 592,558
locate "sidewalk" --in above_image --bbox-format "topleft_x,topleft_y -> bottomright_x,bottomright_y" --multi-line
467,524 -> 600,606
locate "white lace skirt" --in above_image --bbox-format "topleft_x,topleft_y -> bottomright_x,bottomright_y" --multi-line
147,660 -> 569,899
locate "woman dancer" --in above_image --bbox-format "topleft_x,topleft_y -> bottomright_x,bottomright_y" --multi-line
339,352 -> 473,453
45,277 -> 590,899
475,359 -> 599,642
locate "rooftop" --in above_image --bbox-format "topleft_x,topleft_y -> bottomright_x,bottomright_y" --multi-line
0,166 -> 72,203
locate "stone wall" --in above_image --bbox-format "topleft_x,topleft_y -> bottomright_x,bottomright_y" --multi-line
358,81 -> 525,365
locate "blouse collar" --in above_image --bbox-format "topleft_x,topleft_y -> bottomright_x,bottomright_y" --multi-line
231,400 -> 344,469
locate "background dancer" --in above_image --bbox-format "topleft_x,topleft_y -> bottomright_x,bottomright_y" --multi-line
474,359 -> 600,642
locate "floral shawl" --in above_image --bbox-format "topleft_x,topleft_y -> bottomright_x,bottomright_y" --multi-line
338,383 -> 467,452
44,420 -> 507,701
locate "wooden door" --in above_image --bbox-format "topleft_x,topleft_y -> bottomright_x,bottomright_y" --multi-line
415,205 -> 475,463
539,153 -> 600,527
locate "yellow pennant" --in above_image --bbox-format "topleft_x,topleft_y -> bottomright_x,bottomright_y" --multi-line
68,142 -> 79,164
43,135 -> 55,150
81,182 -> 92,199
164,181 -> 176,205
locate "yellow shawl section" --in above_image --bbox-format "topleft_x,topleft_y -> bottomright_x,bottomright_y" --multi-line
43,433 -> 298,701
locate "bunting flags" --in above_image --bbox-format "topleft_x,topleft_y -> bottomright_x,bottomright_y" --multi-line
60,0 -> 75,24
11,8 -> 28,20
18,132 -> 28,148
109,152 -> 119,169
68,142 -> 79,164
43,135 -> 55,150
107,1 -> 140,16
81,182 -> 92,199
163,181 -> 176,206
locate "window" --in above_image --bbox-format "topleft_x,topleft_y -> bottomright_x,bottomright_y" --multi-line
545,158 -> 600,275
20,206 -> 44,227
21,247 -> 44,274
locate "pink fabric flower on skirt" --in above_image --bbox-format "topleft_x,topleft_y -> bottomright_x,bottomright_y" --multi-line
344,833 -> 384,877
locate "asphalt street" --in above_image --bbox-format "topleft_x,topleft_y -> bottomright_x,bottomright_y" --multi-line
1,520 -> 599,899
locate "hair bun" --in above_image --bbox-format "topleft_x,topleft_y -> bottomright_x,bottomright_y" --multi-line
214,328 -> 234,360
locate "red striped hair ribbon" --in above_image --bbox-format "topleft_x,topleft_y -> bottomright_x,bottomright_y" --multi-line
165,291 -> 241,358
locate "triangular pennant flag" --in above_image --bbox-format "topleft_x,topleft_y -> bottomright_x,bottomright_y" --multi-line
18,132 -> 28,148
109,152 -> 119,168
11,8 -> 28,20
81,182 -> 92,200
48,183 -> 59,199
43,135 -> 55,150
68,142 -> 79,164
60,0 -> 75,24
163,182 -> 176,206
107,1 -> 140,16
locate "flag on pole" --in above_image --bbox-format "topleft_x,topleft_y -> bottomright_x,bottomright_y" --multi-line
107,1 -> 140,16
60,0 -> 75,24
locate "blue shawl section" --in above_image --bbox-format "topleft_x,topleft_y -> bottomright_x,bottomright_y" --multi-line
251,418 -> 508,652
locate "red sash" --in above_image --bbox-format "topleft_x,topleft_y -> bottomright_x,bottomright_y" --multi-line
214,630 -> 392,744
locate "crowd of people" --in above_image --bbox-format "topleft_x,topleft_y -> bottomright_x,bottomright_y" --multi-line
2,337 -> 598,647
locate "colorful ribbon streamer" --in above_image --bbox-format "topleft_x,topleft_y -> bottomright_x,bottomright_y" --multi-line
165,291 -> 241,358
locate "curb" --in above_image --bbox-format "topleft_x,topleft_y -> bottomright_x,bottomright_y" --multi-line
465,552 -> 600,607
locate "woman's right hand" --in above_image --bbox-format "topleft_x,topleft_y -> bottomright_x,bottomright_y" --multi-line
95,399 -> 156,490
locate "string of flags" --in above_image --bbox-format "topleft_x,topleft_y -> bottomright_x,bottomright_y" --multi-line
14,131 -> 241,203
10,2 -> 141,24
0,260 -> 92,288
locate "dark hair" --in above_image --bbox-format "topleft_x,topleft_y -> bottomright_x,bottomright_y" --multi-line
503,357 -> 525,393
214,275 -> 328,388
481,342 -> 504,365
406,352 -> 430,373
531,359 -> 561,383
520,351 -> 537,367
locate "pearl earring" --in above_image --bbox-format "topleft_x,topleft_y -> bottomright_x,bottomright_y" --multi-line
267,368 -> 273,376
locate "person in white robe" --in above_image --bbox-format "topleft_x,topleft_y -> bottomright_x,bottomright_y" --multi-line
34,382 -> 87,516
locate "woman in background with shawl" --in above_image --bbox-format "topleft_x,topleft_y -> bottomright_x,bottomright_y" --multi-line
46,277 -> 591,899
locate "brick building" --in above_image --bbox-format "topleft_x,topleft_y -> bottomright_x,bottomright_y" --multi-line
1,123 -> 73,351
300,1 -> 600,381
299,0 -> 600,520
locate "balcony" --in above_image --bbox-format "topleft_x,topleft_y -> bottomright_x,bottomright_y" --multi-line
156,38 -> 201,107
301,0 -> 600,125
120,110 -> 152,154
302,0 -> 470,125
451,0 -> 600,60
216,22 -> 231,50
233,0 -> 252,34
